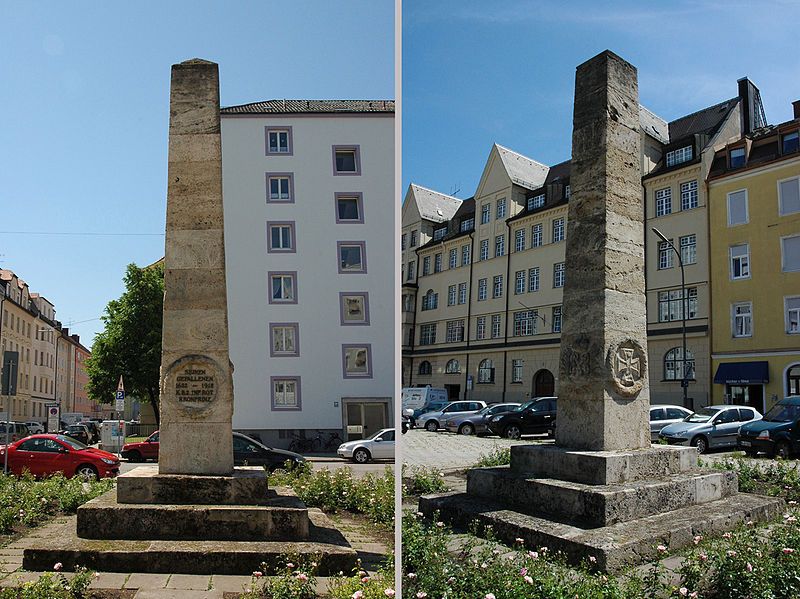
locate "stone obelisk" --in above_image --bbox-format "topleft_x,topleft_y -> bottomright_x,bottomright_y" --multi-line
159,59 -> 234,475
555,51 -> 651,451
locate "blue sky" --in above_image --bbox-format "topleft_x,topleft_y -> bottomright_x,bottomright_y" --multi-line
0,1 -> 394,347
403,0 -> 800,196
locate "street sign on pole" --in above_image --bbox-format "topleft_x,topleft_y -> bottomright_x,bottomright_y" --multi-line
115,376 -> 125,412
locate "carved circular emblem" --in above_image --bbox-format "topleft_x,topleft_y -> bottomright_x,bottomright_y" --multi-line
606,339 -> 647,398
163,355 -> 221,417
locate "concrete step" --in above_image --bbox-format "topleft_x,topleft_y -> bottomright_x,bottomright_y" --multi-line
419,490 -> 784,573
467,466 -> 738,526
77,489 -> 309,541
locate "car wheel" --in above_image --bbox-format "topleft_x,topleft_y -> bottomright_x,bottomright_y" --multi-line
353,448 -> 371,464
127,450 -> 142,463
776,441 -> 791,460
76,464 -> 99,481
459,423 -> 475,436
425,420 -> 439,432
691,436 -> 708,454
504,425 -> 521,440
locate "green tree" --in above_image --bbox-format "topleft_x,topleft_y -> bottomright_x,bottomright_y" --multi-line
86,262 -> 164,423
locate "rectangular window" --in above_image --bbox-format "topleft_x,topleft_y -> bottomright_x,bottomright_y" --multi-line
528,267 -> 540,292
340,292 -> 369,325
659,241 -> 674,269
655,188 -> 672,217
565,185 -> 571,199
493,275 -> 503,298
730,244 -> 750,279
449,248 -> 458,269
666,145 -> 692,167
528,194 -> 545,211
779,177 -> 800,216
733,302 -> 752,337
552,217 -> 565,242
786,297 -> 800,334
401,234 -> 407,250
420,324 -> 436,345
552,306 -> 562,333
342,344 -> 371,378
491,314 -> 502,338
422,256 -> 431,276
513,310 -> 536,336
782,235 -> 800,272
332,145 -> 361,175
495,235 -> 505,257
481,204 -> 491,224
553,262 -> 565,288
434,253 -> 442,273
433,227 -> 447,241
460,217 -> 475,232
462,244 -> 471,266
265,127 -> 292,154
680,234 -> 696,265
512,359 -> 523,383
271,377 -> 300,410
447,285 -> 457,306
783,131 -> 799,154
335,193 -> 364,223
681,180 -> 698,210
270,323 -> 299,357
729,147 -> 746,169
515,270 -> 525,294
267,221 -> 295,253
476,316 -> 487,340
531,224 -> 543,247
658,288 -> 698,322
477,278 -> 487,301
480,239 -> 489,261
421,291 -> 438,311
496,198 -> 506,219
446,320 -> 465,343
514,229 -> 525,252
266,173 -> 293,203
727,190 -> 748,226
407,261 -> 415,281
458,282 -> 467,305
338,241 -> 367,273
410,230 -> 418,247
268,272 -> 297,304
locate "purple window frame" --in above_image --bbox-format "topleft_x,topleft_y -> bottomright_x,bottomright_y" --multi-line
269,322 -> 300,357
337,241 -> 367,274
265,172 -> 295,204
339,292 -> 370,326
334,192 -> 365,224
266,221 -> 297,254
270,376 -> 301,411
341,344 -> 373,379
332,145 -> 362,176
265,126 -> 293,156
268,271 -> 298,304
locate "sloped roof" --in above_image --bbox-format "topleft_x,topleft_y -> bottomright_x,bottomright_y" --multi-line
494,144 -> 550,190
668,98 -> 738,142
409,184 -> 462,223
639,105 -> 669,144
221,99 -> 394,115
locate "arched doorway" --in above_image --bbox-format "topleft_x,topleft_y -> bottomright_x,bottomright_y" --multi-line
533,369 -> 555,397
787,363 -> 800,396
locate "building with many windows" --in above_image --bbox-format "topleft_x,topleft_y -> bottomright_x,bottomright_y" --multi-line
220,99 -> 395,447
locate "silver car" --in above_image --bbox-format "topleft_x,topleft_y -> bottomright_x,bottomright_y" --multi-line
659,404 -> 762,454
419,400 -> 487,432
444,403 -> 520,435
649,405 -> 693,442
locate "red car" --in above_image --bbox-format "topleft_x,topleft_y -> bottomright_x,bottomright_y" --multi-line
121,431 -> 159,462
0,434 -> 119,480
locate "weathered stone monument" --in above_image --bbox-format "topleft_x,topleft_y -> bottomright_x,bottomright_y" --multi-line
22,59 -> 357,574
420,51 -> 783,572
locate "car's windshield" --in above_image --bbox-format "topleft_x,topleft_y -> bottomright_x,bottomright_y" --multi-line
514,401 -> 535,412
56,435 -> 87,450
686,407 -> 721,423
764,403 -> 800,423
367,430 -> 387,440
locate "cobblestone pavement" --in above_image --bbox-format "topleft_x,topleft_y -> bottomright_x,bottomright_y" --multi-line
400,427 -> 545,471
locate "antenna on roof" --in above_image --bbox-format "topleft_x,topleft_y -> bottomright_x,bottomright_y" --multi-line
450,183 -> 461,197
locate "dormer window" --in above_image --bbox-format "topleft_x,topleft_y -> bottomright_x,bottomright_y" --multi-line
783,131 -> 799,154
460,217 -> 474,232
729,147 -> 746,169
433,227 -> 447,241
527,194 -> 545,211
666,145 -> 693,167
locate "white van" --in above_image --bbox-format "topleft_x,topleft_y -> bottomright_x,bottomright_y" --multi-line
401,387 -> 448,412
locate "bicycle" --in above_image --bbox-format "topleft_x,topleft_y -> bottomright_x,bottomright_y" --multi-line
287,432 -> 315,454
315,430 -> 343,452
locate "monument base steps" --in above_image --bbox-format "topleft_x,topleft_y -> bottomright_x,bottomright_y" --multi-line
23,507 -> 358,575
420,490 -> 783,573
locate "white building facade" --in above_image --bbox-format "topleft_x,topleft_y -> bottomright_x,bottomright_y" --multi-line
220,100 -> 395,447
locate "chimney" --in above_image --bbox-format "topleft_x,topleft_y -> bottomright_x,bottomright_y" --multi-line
793,100 -> 800,120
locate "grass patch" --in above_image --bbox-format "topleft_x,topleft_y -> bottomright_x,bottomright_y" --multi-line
402,465 -> 448,497
474,445 -> 512,468
712,456 -> 800,500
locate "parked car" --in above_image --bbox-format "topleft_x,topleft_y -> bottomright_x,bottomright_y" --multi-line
401,387 -> 448,413
659,404 -> 761,454
444,403 -> 521,435
411,400 -> 450,422
60,424 -> 91,445
487,397 -> 558,439
0,434 -> 119,479
0,422 -> 31,443
337,428 -> 395,463
418,401 -> 487,432
80,421 -> 101,444
738,397 -> 800,458
24,421 -> 45,435
649,405 -> 693,442
120,430 -> 305,471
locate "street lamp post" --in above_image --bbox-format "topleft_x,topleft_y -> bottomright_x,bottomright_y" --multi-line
652,227 -> 690,410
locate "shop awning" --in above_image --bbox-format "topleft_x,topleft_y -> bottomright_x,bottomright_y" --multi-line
713,361 -> 769,385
